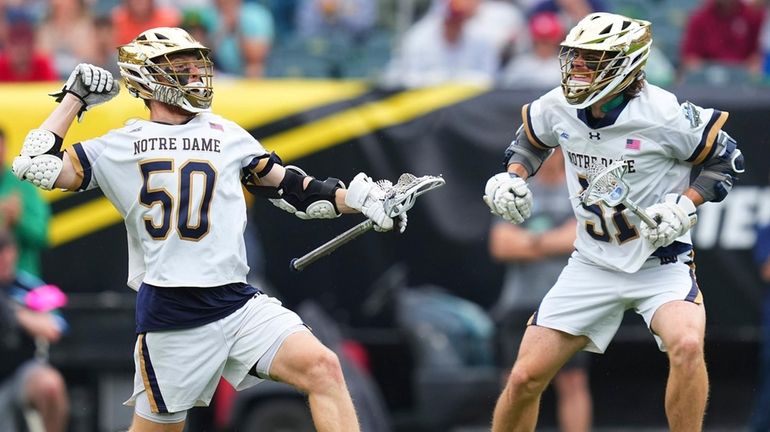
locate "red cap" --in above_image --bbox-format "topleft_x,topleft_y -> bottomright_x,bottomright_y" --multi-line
529,12 -> 564,42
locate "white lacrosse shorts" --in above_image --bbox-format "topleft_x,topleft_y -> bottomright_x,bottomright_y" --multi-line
124,293 -> 308,414
533,250 -> 702,354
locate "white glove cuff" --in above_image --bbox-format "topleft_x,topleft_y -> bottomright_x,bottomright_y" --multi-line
664,193 -> 697,227
345,173 -> 379,210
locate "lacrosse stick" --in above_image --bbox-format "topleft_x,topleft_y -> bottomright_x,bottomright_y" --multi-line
290,173 -> 446,271
579,160 -> 659,228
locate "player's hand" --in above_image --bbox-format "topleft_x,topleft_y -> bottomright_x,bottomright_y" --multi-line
374,212 -> 407,233
345,172 -> 403,233
640,194 -> 697,248
483,172 -> 533,224
50,63 -> 119,121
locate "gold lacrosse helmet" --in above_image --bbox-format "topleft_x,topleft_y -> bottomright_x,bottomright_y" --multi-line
118,27 -> 213,113
559,13 -> 652,108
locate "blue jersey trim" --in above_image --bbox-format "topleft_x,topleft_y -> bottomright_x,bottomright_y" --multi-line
650,241 -> 693,258
72,143 -> 92,191
577,96 -> 631,129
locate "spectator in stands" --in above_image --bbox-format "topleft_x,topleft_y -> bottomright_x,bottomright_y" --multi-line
528,0 -> 609,28
499,11 -> 563,89
749,222 -> 770,432
291,0 -> 379,79
489,148 -> 592,432
473,0 -> 526,69
111,0 -> 181,46
266,0 -> 300,39
181,9 -> 212,57
0,9 -> 7,52
381,0 -> 501,87
201,0 -> 274,77
0,16 -> 58,82
36,0 -> 98,79
296,0 -> 377,41
761,5 -> 770,80
92,15 -> 121,78
680,0 -> 765,78
0,129 -> 50,277
0,230 -> 69,432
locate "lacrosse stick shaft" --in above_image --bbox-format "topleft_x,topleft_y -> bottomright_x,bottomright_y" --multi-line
290,220 -> 374,272
622,199 -> 659,228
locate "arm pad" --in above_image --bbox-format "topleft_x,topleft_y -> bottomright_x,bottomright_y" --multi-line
12,129 -> 65,190
20,129 -> 64,157
241,152 -> 283,198
503,125 -> 554,176
690,130 -> 744,202
269,166 -> 344,219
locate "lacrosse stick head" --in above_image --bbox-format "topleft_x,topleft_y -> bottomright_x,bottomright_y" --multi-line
378,173 -> 445,217
580,160 -> 630,207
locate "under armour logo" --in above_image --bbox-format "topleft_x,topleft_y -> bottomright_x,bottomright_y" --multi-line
588,132 -> 601,140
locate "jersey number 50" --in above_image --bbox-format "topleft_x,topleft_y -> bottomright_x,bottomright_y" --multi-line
140,159 -> 216,241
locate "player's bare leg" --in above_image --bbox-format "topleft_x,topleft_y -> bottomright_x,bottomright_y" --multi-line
553,368 -> 592,432
651,300 -> 708,432
129,414 -> 184,432
268,331 -> 360,432
492,326 -> 589,432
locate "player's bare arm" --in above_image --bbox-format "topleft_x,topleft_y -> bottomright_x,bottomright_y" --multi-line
242,153 -> 405,232
12,64 -> 118,192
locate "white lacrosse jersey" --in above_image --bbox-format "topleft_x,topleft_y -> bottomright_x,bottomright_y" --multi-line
65,113 -> 267,289
522,83 -> 728,273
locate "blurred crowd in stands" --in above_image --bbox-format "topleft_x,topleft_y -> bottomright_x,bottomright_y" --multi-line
0,0 -> 767,87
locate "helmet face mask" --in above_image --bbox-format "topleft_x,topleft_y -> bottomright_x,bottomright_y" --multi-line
118,27 -> 214,113
558,13 -> 652,109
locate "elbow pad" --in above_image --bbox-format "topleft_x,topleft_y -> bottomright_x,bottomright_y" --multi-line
503,125 -> 554,176
269,166 -> 344,219
691,131 -> 745,203
12,129 -> 65,190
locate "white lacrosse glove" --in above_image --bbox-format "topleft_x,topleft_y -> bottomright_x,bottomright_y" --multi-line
640,194 -> 698,248
345,172 -> 406,233
50,63 -> 119,121
483,172 -> 533,224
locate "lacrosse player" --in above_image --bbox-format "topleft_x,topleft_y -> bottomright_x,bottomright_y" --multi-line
10,27 -> 405,432
484,12 -> 744,431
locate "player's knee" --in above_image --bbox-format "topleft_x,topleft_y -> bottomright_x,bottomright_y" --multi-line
303,348 -> 345,393
667,334 -> 704,368
507,365 -> 548,398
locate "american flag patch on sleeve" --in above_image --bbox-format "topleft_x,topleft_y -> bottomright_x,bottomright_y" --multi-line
209,122 -> 224,131
625,139 -> 641,150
